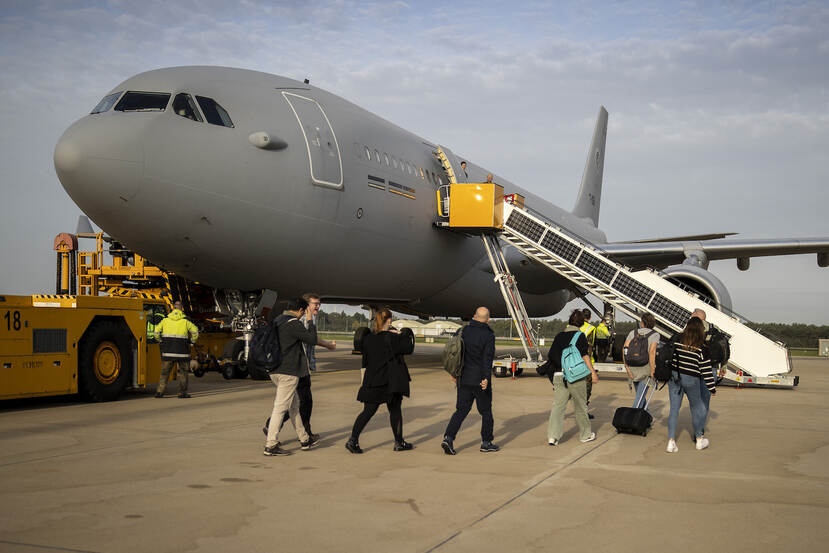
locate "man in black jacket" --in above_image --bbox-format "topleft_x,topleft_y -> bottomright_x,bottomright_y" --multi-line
263,298 -> 320,456
441,307 -> 500,454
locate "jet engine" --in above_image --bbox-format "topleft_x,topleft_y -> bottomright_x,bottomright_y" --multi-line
660,264 -> 733,312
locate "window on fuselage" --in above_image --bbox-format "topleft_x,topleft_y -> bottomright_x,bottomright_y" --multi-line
91,91 -> 122,114
195,95 -> 234,128
172,93 -> 203,122
114,91 -> 171,112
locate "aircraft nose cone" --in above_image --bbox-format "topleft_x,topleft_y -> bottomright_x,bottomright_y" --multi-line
54,134 -> 82,173
54,115 -> 146,216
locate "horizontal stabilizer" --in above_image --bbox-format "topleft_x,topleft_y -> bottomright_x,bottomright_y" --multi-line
615,232 -> 737,244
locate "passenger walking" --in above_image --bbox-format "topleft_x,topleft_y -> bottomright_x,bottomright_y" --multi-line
441,307 -> 500,455
623,313 -> 660,410
263,298 -> 319,456
154,300 -> 199,398
346,307 -> 415,454
690,308 -> 728,436
579,308 -> 597,419
666,317 -> 716,453
546,309 -> 599,445
272,292 -> 336,441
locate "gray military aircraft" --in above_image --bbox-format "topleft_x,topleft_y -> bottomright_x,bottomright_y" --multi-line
53,66 -> 829,325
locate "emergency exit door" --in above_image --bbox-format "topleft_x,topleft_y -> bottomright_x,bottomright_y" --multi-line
282,92 -> 343,189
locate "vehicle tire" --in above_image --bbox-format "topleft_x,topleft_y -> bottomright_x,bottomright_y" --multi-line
353,326 -> 370,354
192,367 -> 206,378
78,320 -> 133,402
492,365 -> 509,378
222,363 -> 235,380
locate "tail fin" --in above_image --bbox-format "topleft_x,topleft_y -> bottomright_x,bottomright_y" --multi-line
572,106 -> 608,227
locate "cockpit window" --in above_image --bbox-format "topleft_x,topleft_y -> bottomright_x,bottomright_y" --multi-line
91,91 -> 122,114
195,96 -> 233,128
114,91 -> 171,112
172,93 -> 203,122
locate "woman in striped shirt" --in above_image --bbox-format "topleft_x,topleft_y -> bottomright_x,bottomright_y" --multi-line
666,317 -> 716,453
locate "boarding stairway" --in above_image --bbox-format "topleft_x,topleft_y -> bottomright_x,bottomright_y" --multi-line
433,145 -> 796,388
481,233 -> 543,373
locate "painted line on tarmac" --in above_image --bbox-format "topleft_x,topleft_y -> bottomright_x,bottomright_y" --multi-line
0,540 -> 101,553
423,433 -> 618,553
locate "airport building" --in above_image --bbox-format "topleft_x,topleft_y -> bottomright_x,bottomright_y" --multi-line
392,319 -> 461,337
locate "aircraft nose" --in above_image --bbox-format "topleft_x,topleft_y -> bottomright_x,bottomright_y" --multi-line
54,115 -> 145,215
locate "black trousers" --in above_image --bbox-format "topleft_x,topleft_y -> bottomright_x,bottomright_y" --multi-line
444,384 -> 493,442
350,394 -> 403,443
277,374 -> 313,435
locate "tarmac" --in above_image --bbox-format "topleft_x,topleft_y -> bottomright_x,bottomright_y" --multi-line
1,344 -> 827,553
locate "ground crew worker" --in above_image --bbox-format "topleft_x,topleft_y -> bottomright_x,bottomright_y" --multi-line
594,317 -> 612,362
155,301 -> 199,398
580,308 -> 597,419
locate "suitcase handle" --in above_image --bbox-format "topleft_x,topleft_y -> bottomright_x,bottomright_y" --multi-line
634,376 -> 658,409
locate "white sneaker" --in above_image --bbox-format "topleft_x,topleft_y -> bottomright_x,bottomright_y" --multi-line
548,439 -> 559,446
666,439 -> 678,453
579,432 -> 596,443
695,437 -> 709,450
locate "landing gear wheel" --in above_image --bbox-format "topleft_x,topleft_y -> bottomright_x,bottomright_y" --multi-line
78,320 -> 132,402
353,326 -> 370,354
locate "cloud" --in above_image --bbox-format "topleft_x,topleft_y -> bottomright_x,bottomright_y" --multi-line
0,0 -> 826,322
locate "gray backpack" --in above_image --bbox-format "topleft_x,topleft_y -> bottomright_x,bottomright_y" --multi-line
442,331 -> 464,378
625,330 -> 656,367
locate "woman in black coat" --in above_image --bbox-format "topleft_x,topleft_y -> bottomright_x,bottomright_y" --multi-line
346,307 -> 415,453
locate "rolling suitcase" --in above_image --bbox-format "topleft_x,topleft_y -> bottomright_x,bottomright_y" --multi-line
612,377 -> 656,436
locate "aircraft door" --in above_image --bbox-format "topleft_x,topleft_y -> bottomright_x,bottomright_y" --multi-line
282,92 -> 343,189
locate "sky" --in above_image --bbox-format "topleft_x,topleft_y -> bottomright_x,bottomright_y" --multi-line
0,0 -> 827,324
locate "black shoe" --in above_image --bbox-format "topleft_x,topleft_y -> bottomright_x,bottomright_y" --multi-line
588,413 -> 595,420
480,441 -> 501,452
300,435 -> 320,450
154,392 -> 164,398
178,392 -> 191,398
441,437 -> 456,455
394,440 -> 413,451
345,439 -> 363,454
263,444 -> 291,456
307,432 -> 320,443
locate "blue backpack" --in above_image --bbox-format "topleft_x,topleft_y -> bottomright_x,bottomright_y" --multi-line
561,332 -> 592,383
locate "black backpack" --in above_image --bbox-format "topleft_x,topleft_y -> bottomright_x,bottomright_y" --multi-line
250,320 -> 284,372
653,338 -> 677,383
625,330 -> 656,367
706,327 -> 731,365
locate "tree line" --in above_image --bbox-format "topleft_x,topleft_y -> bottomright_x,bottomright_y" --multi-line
318,310 -> 828,348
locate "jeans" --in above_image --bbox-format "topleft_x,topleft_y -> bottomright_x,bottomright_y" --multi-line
667,371 -> 708,440
632,379 -> 650,411
265,373 -> 309,447
444,384 -> 494,442
699,363 -> 718,432
547,374 -> 592,442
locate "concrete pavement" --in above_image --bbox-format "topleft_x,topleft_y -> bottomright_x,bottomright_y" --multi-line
1,345 -> 827,553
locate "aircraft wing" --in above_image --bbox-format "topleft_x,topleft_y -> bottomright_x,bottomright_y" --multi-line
601,237 -> 829,269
